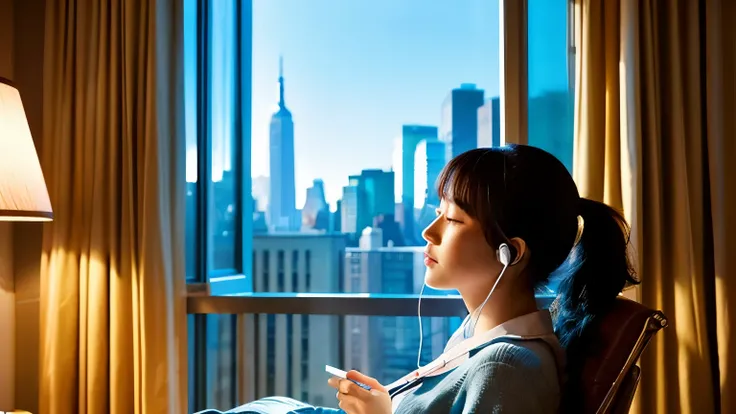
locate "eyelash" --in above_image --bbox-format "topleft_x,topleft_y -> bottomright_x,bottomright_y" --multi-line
435,212 -> 461,224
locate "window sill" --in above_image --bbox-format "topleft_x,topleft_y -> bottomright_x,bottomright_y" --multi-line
187,292 -> 556,317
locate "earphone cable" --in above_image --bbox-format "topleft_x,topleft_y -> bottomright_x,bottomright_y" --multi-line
467,262 -> 509,337
417,283 -> 426,369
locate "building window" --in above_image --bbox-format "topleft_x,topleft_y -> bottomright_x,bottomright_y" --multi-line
305,250 -> 311,292
291,250 -> 299,291
277,250 -> 285,292
262,250 -> 270,291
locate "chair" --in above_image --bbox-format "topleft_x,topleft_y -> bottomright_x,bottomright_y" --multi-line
565,296 -> 668,413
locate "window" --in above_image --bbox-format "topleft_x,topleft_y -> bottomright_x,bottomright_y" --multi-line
527,0 -> 574,171
185,0 -> 251,293
184,0 -> 197,281
210,0 -> 239,270
186,0 -> 573,412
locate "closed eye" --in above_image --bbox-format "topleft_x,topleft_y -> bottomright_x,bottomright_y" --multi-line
435,209 -> 463,224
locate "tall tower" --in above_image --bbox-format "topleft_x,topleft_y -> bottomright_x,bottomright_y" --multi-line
440,84 -> 485,160
393,125 -> 438,244
268,57 -> 297,231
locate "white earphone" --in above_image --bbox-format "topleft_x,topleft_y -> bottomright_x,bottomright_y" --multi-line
497,242 -> 512,266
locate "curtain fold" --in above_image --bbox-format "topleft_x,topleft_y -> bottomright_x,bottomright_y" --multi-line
573,0 -> 735,413
573,0 -> 623,210
705,1 -> 736,412
40,0 -> 187,413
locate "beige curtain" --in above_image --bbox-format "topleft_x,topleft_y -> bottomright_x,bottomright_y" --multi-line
39,1 -> 187,413
574,0 -> 736,413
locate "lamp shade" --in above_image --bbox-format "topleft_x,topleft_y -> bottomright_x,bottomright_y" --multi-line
0,77 -> 53,221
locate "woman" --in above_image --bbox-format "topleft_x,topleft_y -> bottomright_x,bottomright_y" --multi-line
216,144 -> 637,414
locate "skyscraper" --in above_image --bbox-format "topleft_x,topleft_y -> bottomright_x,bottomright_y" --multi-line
301,179 -> 329,231
440,84 -> 485,160
392,125 -> 438,245
252,175 -> 270,212
477,97 -> 501,148
269,57 -> 297,231
340,169 -> 395,239
413,139 -> 447,241
340,185 -> 359,234
413,139 -> 447,209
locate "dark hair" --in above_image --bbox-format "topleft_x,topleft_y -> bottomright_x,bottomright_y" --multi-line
436,144 -> 639,360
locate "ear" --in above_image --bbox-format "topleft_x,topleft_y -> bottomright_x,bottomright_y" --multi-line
507,237 -> 528,266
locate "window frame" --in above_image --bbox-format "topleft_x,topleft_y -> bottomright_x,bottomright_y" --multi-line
189,0 -> 253,295
499,0 -> 529,145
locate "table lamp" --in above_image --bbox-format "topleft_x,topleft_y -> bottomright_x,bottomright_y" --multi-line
0,77 -> 53,221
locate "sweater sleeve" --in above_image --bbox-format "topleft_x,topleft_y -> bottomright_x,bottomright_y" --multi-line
461,360 -> 551,414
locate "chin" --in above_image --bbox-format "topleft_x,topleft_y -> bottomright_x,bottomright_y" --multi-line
424,269 -> 454,291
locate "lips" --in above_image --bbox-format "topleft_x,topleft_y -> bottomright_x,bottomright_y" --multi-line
424,252 -> 438,264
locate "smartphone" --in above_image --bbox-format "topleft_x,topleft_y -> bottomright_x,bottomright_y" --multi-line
325,365 -> 372,390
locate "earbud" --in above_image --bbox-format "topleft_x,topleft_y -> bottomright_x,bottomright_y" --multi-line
497,243 -> 512,266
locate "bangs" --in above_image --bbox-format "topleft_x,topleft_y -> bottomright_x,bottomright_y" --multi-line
436,149 -> 497,219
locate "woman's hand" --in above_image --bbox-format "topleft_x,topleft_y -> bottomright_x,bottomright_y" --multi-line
327,370 -> 392,414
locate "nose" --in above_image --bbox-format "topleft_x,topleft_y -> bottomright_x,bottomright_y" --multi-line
422,216 -> 442,245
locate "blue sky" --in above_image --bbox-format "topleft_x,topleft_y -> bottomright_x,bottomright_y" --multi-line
251,0 -> 501,206
187,0 -> 569,207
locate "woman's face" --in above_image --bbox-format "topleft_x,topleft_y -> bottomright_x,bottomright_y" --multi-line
421,199 -> 501,291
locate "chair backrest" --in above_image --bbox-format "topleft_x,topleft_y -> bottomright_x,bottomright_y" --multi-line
564,296 -> 668,413
610,364 -> 641,414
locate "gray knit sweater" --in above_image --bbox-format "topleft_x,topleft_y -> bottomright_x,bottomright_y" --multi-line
391,338 -> 561,413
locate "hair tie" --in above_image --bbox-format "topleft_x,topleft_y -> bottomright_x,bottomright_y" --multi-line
574,215 -> 585,246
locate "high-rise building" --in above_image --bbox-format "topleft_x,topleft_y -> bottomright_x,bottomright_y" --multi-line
372,214 -> 405,247
247,233 -> 347,407
252,175 -> 270,212
340,169 -> 394,239
392,125 -> 439,245
343,234 -> 456,385
253,196 -> 268,234
332,200 -> 342,233
301,179 -> 329,231
413,139 -> 447,209
477,97 -> 501,148
413,139 -> 447,241
440,84 -> 485,160
340,184 -> 359,234
268,57 -> 298,231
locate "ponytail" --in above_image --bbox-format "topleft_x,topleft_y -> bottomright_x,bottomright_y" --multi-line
553,198 -> 640,412
553,198 -> 639,351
